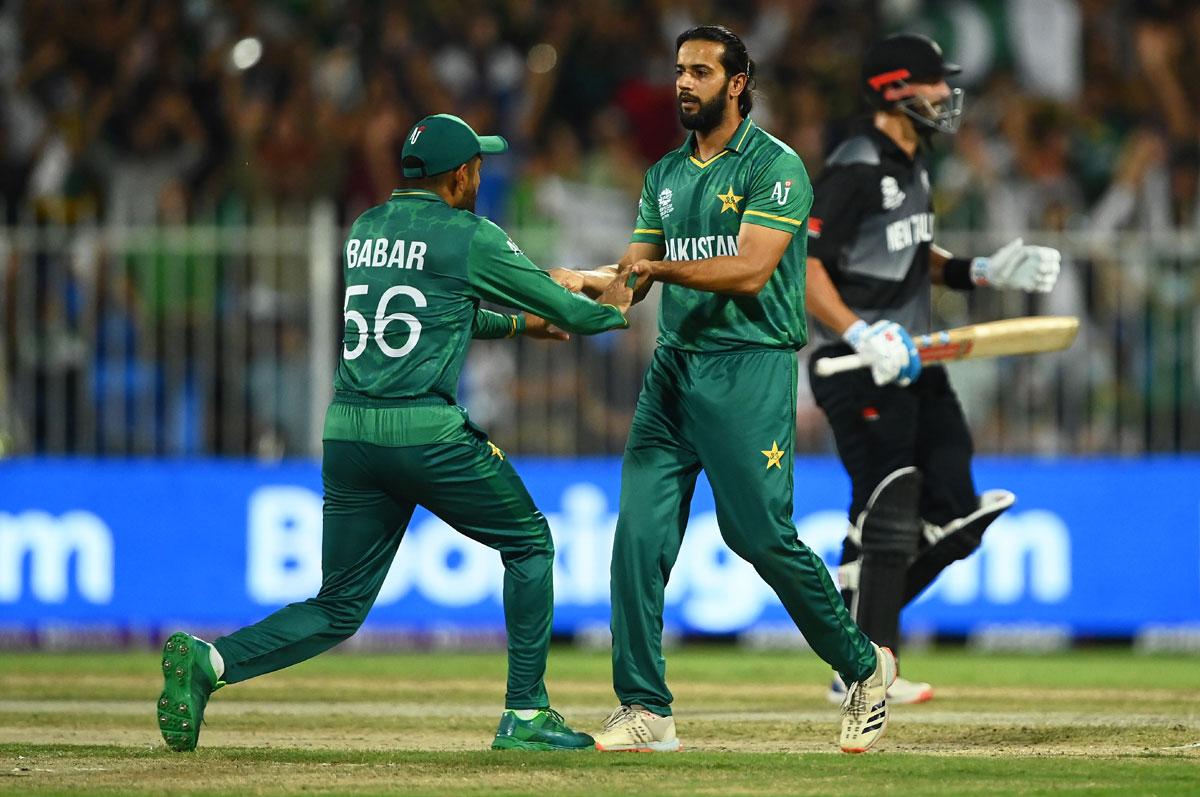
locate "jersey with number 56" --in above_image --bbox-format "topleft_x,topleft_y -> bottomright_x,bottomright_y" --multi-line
334,189 -> 626,406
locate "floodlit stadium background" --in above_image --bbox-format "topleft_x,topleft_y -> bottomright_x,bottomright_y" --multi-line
1,0 -> 1198,648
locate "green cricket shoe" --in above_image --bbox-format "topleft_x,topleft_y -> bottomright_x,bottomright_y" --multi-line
491,708 -> 595,751
157,632 -> 224,752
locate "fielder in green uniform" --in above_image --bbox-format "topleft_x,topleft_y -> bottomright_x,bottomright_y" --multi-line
157,114 -> 634,753
560,26 -> 896,754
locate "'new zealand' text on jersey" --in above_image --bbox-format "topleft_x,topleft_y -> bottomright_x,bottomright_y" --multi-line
630,117 -> 814,352
807,125 -> 934,336
334,190 -> 626,406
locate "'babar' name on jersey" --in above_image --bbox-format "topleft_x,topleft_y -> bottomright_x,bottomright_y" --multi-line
345,238 -> 428,270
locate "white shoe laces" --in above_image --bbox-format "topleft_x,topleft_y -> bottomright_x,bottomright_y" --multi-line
842,681 -> 868,721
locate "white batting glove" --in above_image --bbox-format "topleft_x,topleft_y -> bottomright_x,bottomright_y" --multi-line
970,238 -> 1061,293
844,319 -> 922,387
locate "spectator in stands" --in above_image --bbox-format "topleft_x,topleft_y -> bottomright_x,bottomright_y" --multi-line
3,0 -> 1199,456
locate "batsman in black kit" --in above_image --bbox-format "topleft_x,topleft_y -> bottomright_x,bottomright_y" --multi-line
804,34 -> 1062,704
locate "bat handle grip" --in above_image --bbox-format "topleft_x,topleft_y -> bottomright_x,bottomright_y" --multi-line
813,353 -> 866,377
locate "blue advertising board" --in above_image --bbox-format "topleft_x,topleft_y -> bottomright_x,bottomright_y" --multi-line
1,457 -> 1197,636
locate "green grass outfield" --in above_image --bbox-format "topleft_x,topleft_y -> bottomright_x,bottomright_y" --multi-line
1,646 -> 1198,795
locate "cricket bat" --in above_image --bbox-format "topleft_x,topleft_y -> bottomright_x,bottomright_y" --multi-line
813,316 -> 1080,377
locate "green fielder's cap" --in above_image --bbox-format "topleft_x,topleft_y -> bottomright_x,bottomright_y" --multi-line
400,114 -> 508,178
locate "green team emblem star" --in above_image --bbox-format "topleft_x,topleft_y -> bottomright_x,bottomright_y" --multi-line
761,440 -> 785,470
717,185 -> 743,213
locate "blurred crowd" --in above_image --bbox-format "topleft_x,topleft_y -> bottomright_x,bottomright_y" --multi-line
2,0 -> 1198,456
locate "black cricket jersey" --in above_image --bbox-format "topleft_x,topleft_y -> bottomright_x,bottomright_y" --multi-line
807,125 -> 934,336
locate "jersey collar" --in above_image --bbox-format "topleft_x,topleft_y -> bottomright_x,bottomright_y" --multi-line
680,116 -> 755,168
389,189 -> 445,203
865,123 -> 921,165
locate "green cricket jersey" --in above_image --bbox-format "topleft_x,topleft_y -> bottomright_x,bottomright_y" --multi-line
630,117 -> 814,352
326,189 -> 626,445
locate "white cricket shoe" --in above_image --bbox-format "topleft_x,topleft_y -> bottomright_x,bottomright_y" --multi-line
839,643 -> 896,753
827,673 -> 933,705
885,675 -> 933,704
593,704 -> 681,752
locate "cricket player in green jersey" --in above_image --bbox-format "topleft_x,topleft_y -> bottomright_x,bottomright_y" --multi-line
557,26 -> 896,754
157,113 -> 634,753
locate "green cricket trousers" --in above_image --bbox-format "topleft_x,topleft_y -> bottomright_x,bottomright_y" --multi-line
213,414 -> 555,709
610,347 -> 877,715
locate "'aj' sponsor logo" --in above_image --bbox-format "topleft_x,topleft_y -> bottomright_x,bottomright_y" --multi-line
771,180 -> 792,205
